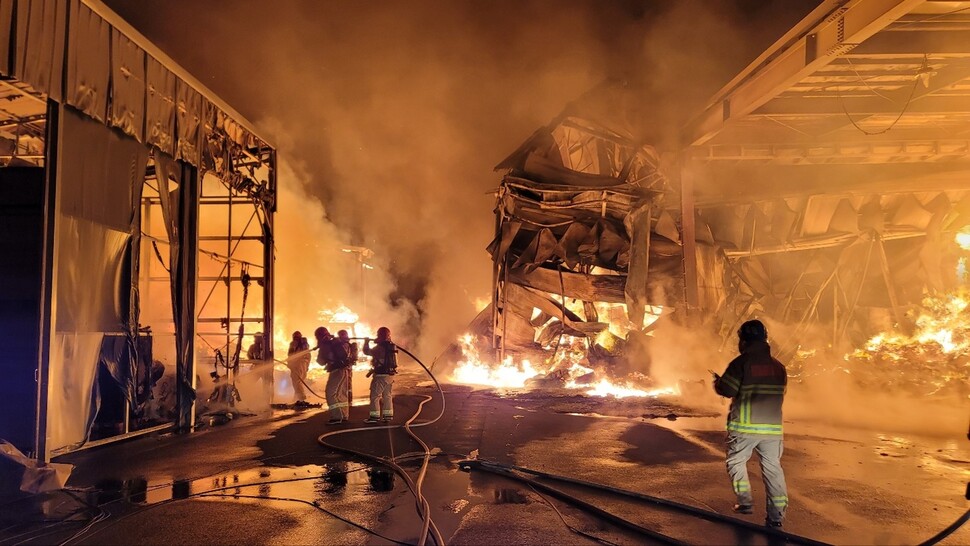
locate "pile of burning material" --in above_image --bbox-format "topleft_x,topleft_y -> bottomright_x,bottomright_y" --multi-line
449,333 -> 678,399
447,85 -> 684,397
788,289 -> 970,399
694,183 -> 970,360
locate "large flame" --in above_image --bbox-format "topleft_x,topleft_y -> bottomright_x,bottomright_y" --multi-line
955,226 -> 970,251
573,379 -> 678,399
840,289 -> 970,397
850,291 -> 970,359
274,305 -> 375,373
450,333 -> 679,398
452,334 -> 540,388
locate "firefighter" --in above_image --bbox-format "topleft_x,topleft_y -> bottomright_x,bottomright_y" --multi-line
287,331 -> 312,407
314,327 -> 338,422
319,328 -> 357,424
247,333 -> 265,360
363,326 -> 398,423
713,319 -> 788,528
247,332 -> 273,403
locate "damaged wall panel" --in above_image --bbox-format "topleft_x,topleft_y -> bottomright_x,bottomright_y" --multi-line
489,96 -> 677,368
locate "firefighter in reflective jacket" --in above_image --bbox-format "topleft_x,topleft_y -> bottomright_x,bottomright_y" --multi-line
713,319 -> 788,528
363,326 -> 398,423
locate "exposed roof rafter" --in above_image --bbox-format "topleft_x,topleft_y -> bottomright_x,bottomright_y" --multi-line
686,0 -> 927,147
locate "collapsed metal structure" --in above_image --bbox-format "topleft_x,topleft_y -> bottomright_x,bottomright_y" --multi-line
487,85 -> 675,369
683,0 -> 970,358
0,0 -> 276,460
487,0 -> 970,377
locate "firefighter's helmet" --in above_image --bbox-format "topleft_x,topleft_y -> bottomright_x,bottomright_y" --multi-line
738,320 -> 768,342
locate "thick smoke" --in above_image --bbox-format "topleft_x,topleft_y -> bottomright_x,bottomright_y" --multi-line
106,0 -> 817,359
646,316 -> 967,438
103,1 -> 970,437
266,124 -> 419,346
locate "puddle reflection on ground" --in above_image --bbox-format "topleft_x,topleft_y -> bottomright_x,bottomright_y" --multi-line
91,462 -> 398,510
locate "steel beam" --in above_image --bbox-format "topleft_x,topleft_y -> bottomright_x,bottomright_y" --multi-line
753,94 -> 970,116
686,0 -> 924,146
699,124 -> 970,146
198,317 -> 267,324
680,164 -> 699,314
0,79 -> 46,106
850,28 -> 970,55
693,140 -> 970,164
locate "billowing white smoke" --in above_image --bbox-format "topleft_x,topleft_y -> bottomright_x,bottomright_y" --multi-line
267,124 -> 419,352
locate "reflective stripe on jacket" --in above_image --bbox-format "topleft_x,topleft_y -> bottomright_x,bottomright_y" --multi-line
714,340 -> 787,436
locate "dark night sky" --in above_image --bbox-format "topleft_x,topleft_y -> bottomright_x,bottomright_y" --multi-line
101,0 -> 821,345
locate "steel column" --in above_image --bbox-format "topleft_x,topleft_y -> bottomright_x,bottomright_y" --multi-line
680,162 -> 699,316
35,99 -> 60,462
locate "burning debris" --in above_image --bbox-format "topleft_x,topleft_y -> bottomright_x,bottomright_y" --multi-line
437,85 -> 685,398
784,288 -> 970,399
440,77 -> 970,406
450,333 -> 679,399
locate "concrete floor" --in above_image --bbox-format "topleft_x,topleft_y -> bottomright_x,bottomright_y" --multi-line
2,372 -> 968,545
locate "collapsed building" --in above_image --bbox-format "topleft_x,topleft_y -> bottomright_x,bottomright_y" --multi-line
0,0 -> 277,461
475,84 -> 676,386
470,0 -> 970,397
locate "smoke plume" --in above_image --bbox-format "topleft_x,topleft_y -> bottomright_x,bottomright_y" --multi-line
106,0 -> 819,358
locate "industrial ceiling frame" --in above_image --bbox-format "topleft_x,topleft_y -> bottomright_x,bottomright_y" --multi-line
0,78 -> 47,166
680,0 -> 970,351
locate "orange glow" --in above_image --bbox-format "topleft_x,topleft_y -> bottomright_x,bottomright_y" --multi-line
472,297 -> 491,312
274,305 -> 375,370
850,291 -> 970,359
451,334 -> 540,388
450,333 -> 677,398
835,289 -> 970,397
568,379 -> 679,398
956,226 -> 970,250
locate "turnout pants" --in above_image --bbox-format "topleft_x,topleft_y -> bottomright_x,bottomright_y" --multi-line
325,367 -> 351,420
289,361 -> 309,402
369,375 -> 394,419
726,432 -> 788,524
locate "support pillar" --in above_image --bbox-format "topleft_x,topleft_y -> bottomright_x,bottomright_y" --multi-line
680,162 -> 699,319
35,99 -> 61,461
175,163 -> 200,432
263,150 -> 277,401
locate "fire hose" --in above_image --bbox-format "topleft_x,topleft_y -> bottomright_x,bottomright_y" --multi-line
313,344 -> 446,546
54,343 -> 445,546
919,509 -> 970,546
271,345 -> 969,546
458,458 -> 830,546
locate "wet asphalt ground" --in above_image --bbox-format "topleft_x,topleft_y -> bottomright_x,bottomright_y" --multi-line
1,370 -> 968,545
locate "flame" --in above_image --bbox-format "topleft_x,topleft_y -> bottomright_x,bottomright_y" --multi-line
450,333 -> 676,398
319,305 -> 359,325
852,292 -> 970,358
452,334 -> 540,388
570,379 -> 679,398
955,226 -> 970,250
274,305 -> 376,361
472,296 -> 491,312
838,289 -> 970,397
